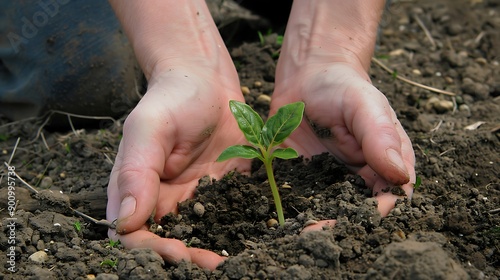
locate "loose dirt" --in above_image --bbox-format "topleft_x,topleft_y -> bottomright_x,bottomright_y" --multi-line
1,0 -> 498,279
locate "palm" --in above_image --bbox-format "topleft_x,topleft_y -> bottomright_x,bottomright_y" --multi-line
271,64 -> 415,216
106,68 -> 250,269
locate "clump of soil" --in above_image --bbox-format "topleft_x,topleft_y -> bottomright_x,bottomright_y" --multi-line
1,0 -> 499,279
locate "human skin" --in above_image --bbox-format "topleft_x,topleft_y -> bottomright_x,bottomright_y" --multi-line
107,0 -> 415,270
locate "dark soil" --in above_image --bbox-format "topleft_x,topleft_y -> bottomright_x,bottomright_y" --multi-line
1,0 -> 499,279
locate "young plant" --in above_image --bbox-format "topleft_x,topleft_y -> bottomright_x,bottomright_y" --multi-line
73,220 -> 82,232
217,100 -> 305,226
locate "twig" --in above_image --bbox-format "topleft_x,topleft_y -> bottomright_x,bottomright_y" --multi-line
414,15 -> 436,49
474,31 -> 485,45
71,208 -> 116,229
7,138 -> 21,166
439,148 -> 455,157
430,120 -> 444,133
415,144 -> 429,162
40,132 -> 50,151
372,57 -> 457,96
489,208 -> 500,214
3,162 -> 39,194
3,162 -> 116,229
67,114 -> 79,137
32,110 -> 119,143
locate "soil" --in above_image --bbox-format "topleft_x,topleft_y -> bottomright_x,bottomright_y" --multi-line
1,0 -> 499,279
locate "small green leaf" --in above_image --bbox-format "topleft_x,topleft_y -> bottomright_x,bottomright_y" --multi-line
73,221 -> 81,232
413,176 -> 422,189
257,31 -> 265,46
276,35 -> 284,46
216,145 -> 262,162
272,148 -> 299,160
392,70 -> 398,79
262,102 -> 305,148
229,100 -> 264,147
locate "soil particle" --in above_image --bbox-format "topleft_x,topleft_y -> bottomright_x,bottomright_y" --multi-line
365,240 -> 469,280
0,0 -> 499,279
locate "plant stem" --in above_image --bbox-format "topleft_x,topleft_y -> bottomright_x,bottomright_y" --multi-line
264,158 -> 285,226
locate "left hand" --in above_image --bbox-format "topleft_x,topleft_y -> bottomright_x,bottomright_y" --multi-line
271,63 -> 416,217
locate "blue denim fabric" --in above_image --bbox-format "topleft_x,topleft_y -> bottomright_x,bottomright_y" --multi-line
0,0 -> 140,121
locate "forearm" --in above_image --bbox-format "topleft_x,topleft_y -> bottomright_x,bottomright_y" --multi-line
279,0 -> 385,74
108,1 -> 229,79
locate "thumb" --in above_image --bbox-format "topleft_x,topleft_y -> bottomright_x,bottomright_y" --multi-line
348,85 -> 411,185
107,112 -> 172,234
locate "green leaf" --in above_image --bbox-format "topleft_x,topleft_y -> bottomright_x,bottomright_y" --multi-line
262,102 -> 305,148
229,100 -> 264,147
413,176 -> 422,189
271,148 -> 299,160
216,145 -> 262,162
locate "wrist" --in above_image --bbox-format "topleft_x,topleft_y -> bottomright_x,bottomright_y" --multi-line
109,0 -> 232,80
276,0 -> 385,81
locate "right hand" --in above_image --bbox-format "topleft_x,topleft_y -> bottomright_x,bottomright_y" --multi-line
106,63 -> 251,270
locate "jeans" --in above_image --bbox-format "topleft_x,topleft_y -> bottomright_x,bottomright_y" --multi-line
0,0 -> 141,121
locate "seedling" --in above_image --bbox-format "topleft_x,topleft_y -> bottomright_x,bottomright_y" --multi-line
108,239 -> 120,248
73,220 -> 82,232
217,100 -> 305,226
413,176 -> 422,190
100,259 -> 118,268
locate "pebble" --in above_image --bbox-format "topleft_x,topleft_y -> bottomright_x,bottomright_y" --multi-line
267,218 -> 278,228
29,251 -> 49,263
241,86 -> 250,95
257,94 -> 271,105
425,97 -> 454,113
40,176 -> 53,188
254,81 -> 263,88
434,100 -> 454,113
193,202 -> 205,217
459,104 -> 471,117
424,97 -> 440,111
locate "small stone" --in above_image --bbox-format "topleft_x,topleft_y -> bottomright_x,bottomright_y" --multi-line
193,202 -> 205,217
254,81 -> 263,88
433,100 -> 454,113
459,104 -> 471,117
257,94 -> 271,105
475,57 -> 487,66
412,69 -> 422,75
389,49 -> 405,56
267,218 -> 278,228
425,97 -> 440,111
29,251 -> 49,263
444,76 -> 453,84
241,86 -> 250,95
40,176 -> 53,188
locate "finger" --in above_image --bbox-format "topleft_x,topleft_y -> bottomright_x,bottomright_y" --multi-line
112,106 -> 175,234
372,179 -> 415,217
109,228 -> 224,270
188,248 -> 226,270
346,86 -> 410,185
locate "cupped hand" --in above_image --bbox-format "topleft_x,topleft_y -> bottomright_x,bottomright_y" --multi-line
106,65 -> 250,270
272,63 -> 416,217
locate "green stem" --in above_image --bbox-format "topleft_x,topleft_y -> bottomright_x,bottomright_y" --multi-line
264,157 -> 285,226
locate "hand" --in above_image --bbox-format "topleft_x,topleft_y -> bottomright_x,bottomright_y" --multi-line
272,63 -> 416,217
106,64 -> 250,270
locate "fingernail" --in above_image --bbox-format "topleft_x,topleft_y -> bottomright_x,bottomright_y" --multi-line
386,148 -> 409,179
118,196 -> 136,221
